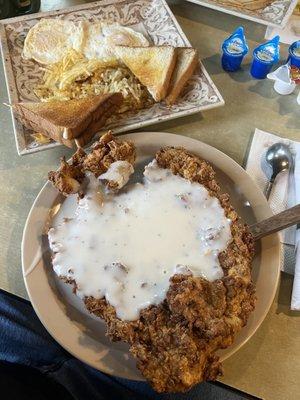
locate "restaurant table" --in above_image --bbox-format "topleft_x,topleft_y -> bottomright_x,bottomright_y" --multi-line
0,0 -> 300,399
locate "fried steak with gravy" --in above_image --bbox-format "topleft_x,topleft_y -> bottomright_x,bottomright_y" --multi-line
48,134 -> 255,393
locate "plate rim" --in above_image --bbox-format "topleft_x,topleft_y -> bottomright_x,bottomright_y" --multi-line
21,131 -> 281,379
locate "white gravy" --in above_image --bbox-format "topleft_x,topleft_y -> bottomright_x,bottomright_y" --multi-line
98,160 -> 134,189
48,160 -> 232,321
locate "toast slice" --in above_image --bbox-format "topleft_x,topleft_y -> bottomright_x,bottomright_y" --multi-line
165,48 -> 198,105
13,93 -> 123,148
115,46 -> 176,102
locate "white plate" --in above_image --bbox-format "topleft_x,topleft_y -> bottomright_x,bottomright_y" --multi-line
186,0 -> 298,28
0,0 -> 224,156
22,132 -> 280,380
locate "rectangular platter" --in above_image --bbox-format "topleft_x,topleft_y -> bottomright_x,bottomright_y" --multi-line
186,0 -> 298,28
0,0 -> 224,155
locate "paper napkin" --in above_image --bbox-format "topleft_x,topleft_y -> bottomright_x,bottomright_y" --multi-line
291,148 -> 300,310
245,129 -> 300,309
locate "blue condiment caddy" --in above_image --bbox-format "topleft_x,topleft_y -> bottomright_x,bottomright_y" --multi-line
221,27 -> 248,72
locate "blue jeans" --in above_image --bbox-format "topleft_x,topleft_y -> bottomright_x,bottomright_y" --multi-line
0,290 -> 253,400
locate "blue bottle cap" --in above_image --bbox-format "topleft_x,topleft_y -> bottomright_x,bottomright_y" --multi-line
221,27 -> 248,72
288,41 -> 300,68
250,36 -> 280,79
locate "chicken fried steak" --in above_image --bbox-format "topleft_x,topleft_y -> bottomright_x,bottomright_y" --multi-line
48,137 -> 255,393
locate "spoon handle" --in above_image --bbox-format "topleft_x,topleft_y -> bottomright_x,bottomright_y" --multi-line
265,180 -> 273,199
265,174 -> 276,200
250,204 -> 300,241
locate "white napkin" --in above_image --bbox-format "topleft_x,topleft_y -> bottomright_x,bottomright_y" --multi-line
245,129 -> 300,309
291,149 -> 300,310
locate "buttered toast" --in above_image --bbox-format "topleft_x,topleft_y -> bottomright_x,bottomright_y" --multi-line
115,46 -> 177,102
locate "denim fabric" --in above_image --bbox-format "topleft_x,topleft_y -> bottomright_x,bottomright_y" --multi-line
0,290 -> 254,400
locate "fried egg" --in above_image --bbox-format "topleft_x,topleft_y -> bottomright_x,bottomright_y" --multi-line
103,24 -> 150,47
80,22 -> 114,62
81,22 -> 149,62
23,19 -> 84,64
23,19 -> 149,65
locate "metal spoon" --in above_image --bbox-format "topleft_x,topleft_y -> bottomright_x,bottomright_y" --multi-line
265,142 -> 293,199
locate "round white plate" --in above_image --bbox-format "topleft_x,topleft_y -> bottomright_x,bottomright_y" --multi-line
22,132 -> 280,380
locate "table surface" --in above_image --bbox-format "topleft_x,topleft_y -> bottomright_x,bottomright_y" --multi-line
0,0 -> 300,399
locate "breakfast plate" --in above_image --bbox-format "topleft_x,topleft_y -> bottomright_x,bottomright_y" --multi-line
0,0 -> 224,156
186,0 -> 298,28
22,131 -> 280,380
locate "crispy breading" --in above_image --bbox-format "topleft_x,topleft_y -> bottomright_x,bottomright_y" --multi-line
51,145 -> 255,393
48,132 -> 136,194
82,131 -> 136,177
48,148 -> 86,196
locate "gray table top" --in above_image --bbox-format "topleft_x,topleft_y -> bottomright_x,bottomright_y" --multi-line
0,1 -> 299,399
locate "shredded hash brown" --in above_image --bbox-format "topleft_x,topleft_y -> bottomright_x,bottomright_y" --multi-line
35,50 -> 153,112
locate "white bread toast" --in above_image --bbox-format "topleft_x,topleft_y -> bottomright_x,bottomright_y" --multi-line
165,48 -> 198,105
115,46 -> 176,102
13,93 -> 123,148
